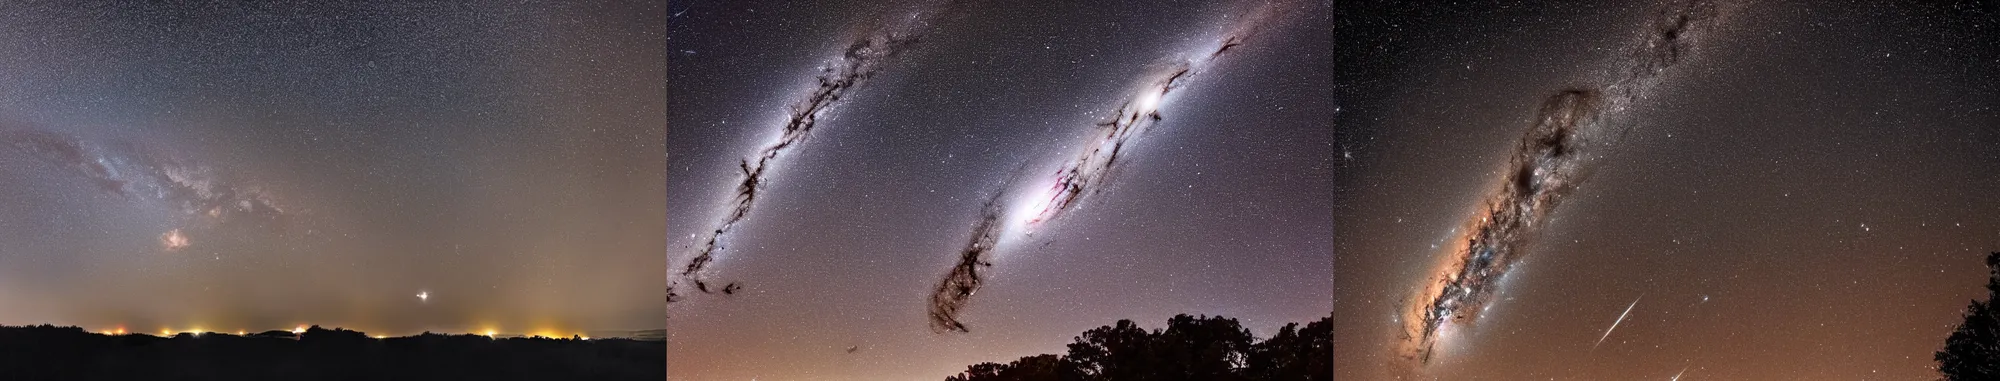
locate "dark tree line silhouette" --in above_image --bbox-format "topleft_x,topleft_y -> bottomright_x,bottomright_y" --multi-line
0,324 -> 662,381
945,313 -> 1331,381
1938,251 -> 2000,380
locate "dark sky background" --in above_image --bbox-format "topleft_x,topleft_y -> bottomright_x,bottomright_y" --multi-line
1336,1 -> 2000,379
0,2 -> 666,338
666,0 -> 1332,379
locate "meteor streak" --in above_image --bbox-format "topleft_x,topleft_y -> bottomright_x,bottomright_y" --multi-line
1593,295 -> 1641,350
671,6 -> 942,303
1399,0 -> 1727,364
927,0 -> 1298,333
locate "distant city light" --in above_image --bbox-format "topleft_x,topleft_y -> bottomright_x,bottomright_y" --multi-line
292,326 -> 306,334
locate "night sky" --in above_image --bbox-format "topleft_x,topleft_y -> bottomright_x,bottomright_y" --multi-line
0,2 -> 666,339
1336,1 -> 2000,379
666,1 -> 1333,379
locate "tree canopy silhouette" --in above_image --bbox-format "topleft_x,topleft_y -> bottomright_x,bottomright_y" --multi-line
946,313 -> 1330,381
1938,251 -> 2000,380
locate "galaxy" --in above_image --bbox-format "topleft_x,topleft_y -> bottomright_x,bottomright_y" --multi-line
0,1 -> 664,339
668,0 -> 1333,379
928,0 -> 1298,334
3,129 -> 291,254
1338,0 -> 2000,379
673,2 -> 946,303
929,187 -> 1008,333
1396,0 -> 1729,363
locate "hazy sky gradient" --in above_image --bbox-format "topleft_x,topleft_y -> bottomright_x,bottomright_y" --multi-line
0,1 -> 666,338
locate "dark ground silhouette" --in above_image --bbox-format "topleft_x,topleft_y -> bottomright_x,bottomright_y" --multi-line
1938,251 -> 2000,380
0,324 -> 662,381
945,313 -> 1331,381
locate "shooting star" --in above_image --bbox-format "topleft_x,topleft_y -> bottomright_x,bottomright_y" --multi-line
927,0 -> 1299,333
1593,295 -> 1642,350
1397,0 -> 1732,364
1670,365 -> 1690,381
670,5 -> 946,304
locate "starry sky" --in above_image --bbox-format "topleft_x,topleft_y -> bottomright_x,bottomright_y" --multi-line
0,1 -> 666,338
666,1 -> 1333,379
1335,1 -> 2000,379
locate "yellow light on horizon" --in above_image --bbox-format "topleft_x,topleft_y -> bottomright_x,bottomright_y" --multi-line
482,329 -> 497,338
292,326 -> 306,334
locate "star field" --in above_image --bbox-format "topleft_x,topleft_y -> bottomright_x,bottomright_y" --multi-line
1336,1 -> 2000,379
668,1 -> 1334,379
0,1 -> 666,339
